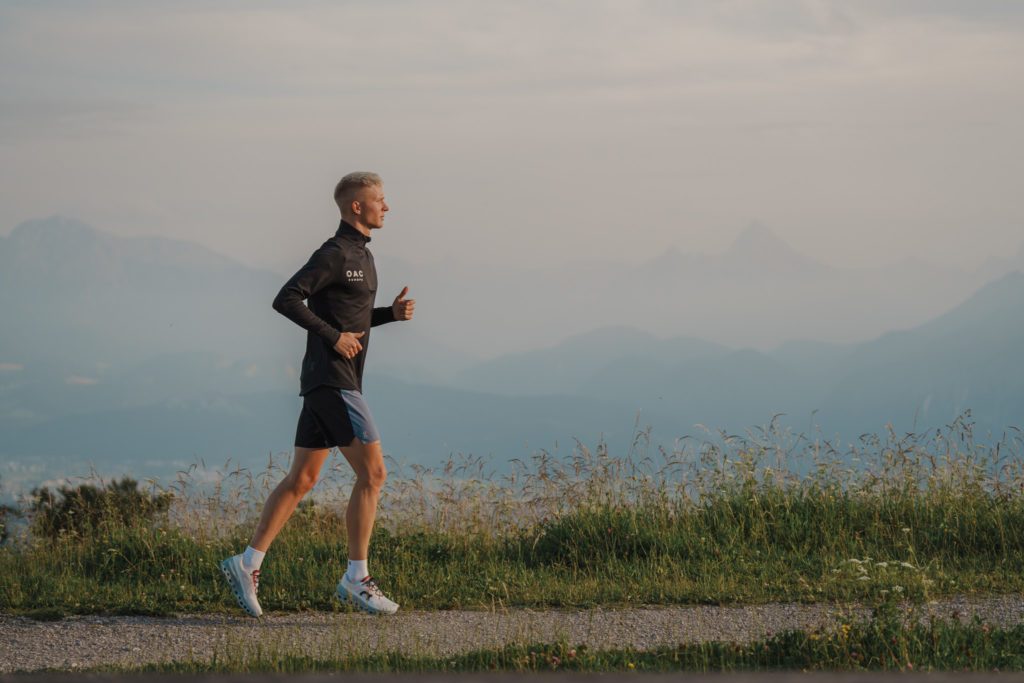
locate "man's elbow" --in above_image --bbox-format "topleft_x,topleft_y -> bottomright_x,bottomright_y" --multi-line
271,289 -> 291,314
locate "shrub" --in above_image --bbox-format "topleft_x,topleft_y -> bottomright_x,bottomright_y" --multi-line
30,477 -> 172,538
0,474 -> 18,543
0,504 -> 14,543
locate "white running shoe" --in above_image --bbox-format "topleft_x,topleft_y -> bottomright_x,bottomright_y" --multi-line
336,574 -> 399,615
219,554 -> 263,617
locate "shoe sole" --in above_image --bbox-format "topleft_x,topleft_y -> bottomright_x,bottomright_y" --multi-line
220,559 -> 262,618
335,585 -> 398,615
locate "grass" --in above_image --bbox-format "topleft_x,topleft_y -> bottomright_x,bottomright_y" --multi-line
100,604 -> 1024,673
1,412 -> 1023,615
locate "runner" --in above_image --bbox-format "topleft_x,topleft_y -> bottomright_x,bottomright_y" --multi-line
220,171 -> 414,617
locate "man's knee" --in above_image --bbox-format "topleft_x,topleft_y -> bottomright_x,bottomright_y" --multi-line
286,446 -> 329,496
287,469 -> 320,495
346,440 -> 387,489
361,463 -> 387,490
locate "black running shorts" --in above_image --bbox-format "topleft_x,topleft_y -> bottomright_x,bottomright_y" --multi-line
294,386 -> 381,448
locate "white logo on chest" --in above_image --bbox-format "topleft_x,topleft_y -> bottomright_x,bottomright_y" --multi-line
346,269 -> 364,282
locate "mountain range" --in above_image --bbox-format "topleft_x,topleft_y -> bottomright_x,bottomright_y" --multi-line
372,219 -> 1024,356
1,215 -> 1022,491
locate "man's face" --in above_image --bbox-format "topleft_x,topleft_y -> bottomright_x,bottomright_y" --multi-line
356,184 -> 389,230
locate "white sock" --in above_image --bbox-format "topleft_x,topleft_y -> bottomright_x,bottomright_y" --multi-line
242,546 -> 265,572
346,559 -> 368,582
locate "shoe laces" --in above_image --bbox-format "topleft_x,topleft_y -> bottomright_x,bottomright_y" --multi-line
360,575 -> 384,598
251,569 -> 260,594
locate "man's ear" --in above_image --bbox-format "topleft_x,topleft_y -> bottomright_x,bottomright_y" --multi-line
350,199 -> 362,216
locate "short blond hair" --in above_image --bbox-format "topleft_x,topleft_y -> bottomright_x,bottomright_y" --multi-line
334,171 -> 382,208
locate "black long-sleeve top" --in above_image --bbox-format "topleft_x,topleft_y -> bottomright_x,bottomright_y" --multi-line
272,220 -> 396,395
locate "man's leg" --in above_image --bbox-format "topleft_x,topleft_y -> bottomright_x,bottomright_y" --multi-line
220,446 -> 330,617
334,437 -> 399,614
337,438 -> 386,563
250,446 -> 332,551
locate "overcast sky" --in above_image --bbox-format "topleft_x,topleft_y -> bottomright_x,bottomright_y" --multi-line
1,0 -> 1022,273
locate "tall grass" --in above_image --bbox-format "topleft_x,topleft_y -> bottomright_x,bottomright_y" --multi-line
1,412 -> 1022,614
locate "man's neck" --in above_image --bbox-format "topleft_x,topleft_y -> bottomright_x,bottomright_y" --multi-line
341,216 -> 372,237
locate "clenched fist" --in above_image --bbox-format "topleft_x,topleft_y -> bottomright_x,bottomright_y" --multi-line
392,286 -> 415,321
334,331 -> 365,359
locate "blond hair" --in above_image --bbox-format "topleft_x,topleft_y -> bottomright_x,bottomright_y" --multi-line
334,171 -> 382,208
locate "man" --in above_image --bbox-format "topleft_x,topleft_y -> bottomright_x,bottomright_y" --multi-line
220,171 -> 414,617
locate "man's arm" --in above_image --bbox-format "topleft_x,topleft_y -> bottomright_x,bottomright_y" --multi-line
272,247 -> 343,346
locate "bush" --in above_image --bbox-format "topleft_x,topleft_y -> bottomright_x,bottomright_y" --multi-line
30,477 -> 172,538
0,502 -> 16,543
0,474 -> 18,543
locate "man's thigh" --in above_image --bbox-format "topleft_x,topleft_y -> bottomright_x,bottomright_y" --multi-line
338,438 -> 385,481
289,446 -> 332,480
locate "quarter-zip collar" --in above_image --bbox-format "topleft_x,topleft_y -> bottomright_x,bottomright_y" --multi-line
336,219 -> 371,244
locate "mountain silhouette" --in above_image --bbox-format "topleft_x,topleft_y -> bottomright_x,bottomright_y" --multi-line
2,215 -> 1021,490
724,221 -> 828,274
817,271 -> 1024,437
1,215 -> 287,365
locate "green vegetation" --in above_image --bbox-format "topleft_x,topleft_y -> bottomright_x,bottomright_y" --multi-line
112,606 -> 1024,673
1,413 -> 1022,615
0,475 -> 17,544
29,476 -> 172,539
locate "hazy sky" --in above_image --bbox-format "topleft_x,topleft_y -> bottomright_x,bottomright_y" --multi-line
1,0 -> 1022,273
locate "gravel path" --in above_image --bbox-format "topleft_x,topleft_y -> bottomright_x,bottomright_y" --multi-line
2,596 -> 1023,673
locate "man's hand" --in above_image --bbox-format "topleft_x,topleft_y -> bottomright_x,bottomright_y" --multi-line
392,286 -> 415,321
334,331 -> 365,359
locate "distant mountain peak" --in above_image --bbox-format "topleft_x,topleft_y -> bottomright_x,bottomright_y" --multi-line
10,214 -> 100,242
970,269 -> 1024,301
909,270 -> 1024,339
4,214 -> 257,273
646,246 -> 687,268
720,221 -> 829,275
729,221 -> 791,254
641,221 -> 826,275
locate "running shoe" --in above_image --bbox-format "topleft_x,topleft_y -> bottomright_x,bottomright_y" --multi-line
219,554 -> 263,617
336,574 -> 399,615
